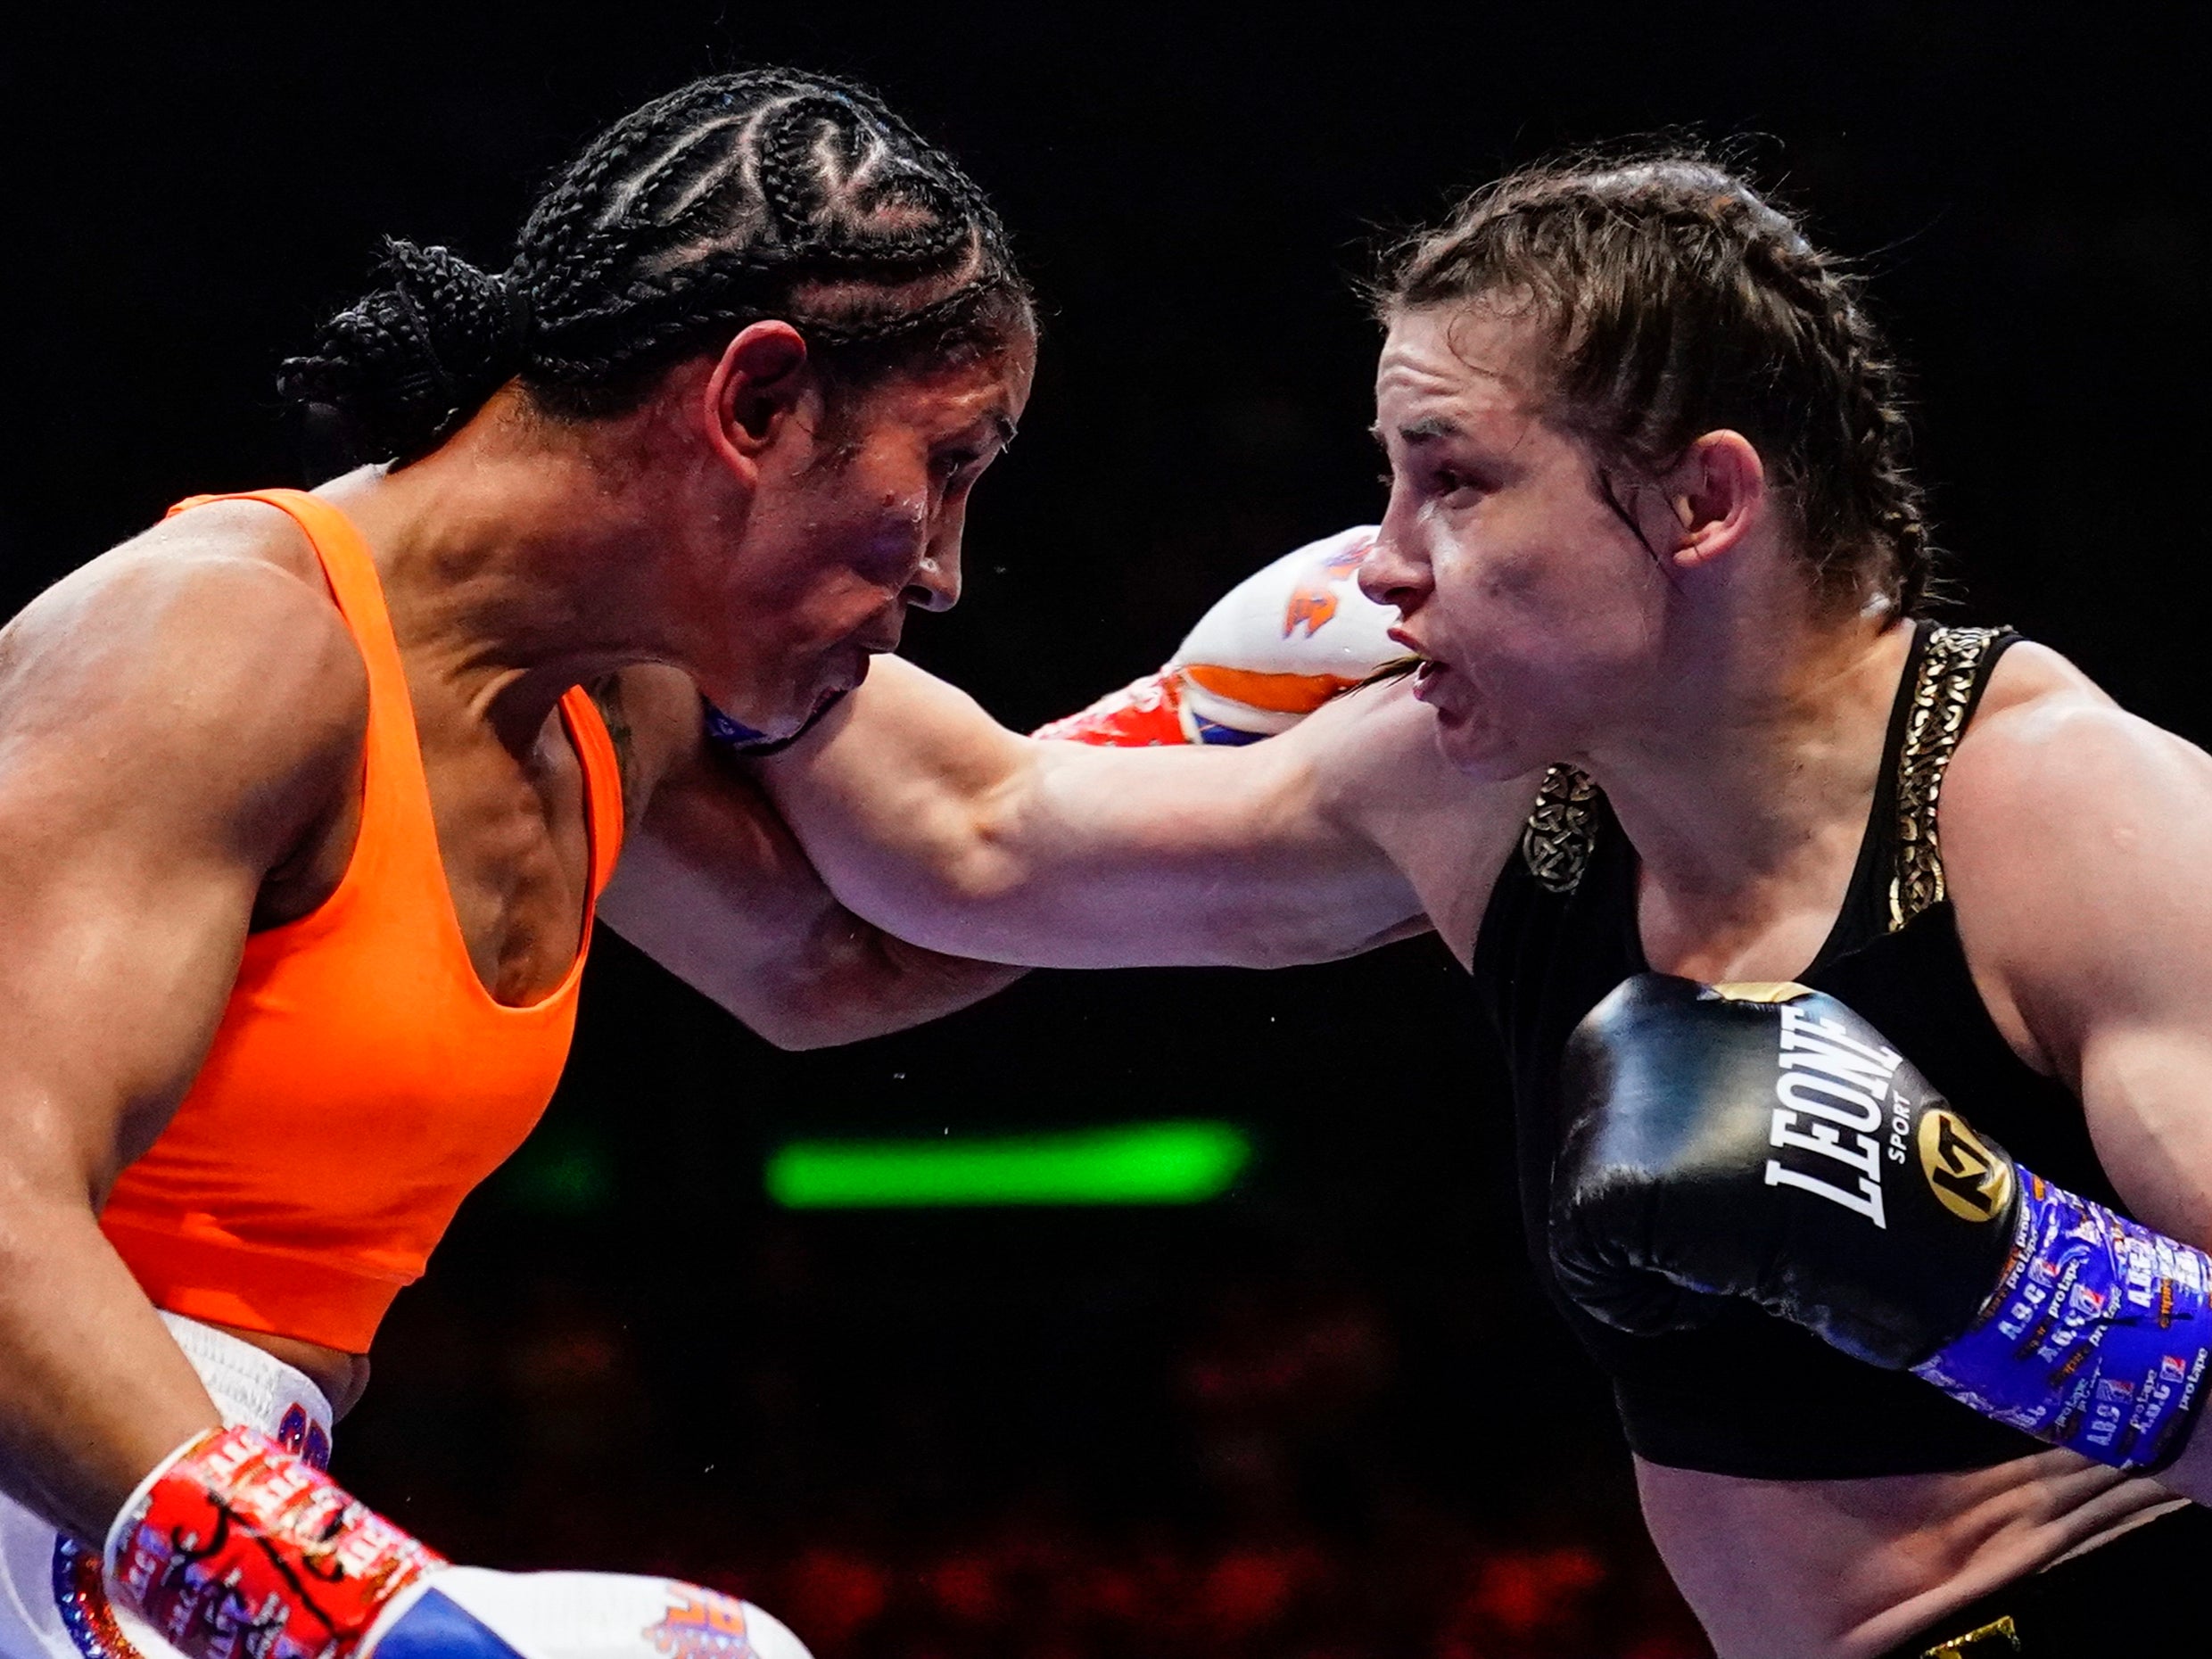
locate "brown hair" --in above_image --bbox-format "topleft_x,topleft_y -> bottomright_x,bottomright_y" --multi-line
1374,147 -> 1936,613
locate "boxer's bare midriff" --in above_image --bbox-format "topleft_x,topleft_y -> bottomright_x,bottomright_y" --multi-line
214,1323 -> 373,1420
1637,1450 -> 2187,1658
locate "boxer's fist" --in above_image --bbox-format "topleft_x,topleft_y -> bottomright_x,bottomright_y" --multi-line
1549,975 -> 2021,1369
105,1424 -> 812,1659
1034,525 -> 1399,747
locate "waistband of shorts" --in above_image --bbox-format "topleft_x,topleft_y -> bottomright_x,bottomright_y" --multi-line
1878,1498 -> 2212,1656
158,1312 -> 334,1442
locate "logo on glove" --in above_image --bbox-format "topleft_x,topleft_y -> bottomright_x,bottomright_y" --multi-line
1760,1002 -> 1906,1229
1916,1109 -> 2013,1223
1279,535 -> 1374,639
645,1586 -> 758,1659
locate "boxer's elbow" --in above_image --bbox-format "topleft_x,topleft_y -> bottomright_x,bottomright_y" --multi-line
739,973 -> 925,1051
729,990 -> 853,1052
736,918 -> 1023,1050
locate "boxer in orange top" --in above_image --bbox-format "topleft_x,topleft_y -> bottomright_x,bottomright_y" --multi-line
0,71 -> 1032,1659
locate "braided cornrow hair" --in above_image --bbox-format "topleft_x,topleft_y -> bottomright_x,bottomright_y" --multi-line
279,70 -> 1032,478
1374,146 -> 1937,614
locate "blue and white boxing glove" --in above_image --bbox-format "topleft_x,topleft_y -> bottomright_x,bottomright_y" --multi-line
1031,525 -> 1401,747
1550,975 -> 2212,1471
103,1424 -> 811,1658
706,526 -> 1400,755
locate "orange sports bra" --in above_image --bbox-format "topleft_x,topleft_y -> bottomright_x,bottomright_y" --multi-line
100,490 -> 624,1352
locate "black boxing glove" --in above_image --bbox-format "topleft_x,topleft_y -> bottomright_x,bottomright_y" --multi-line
1550,973 -> 2013,1366
1550,975 -> 2212,1469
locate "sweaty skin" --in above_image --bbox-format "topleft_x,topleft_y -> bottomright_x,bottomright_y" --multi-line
757,304 -> 2212,1657
0,330 -> 1032,1548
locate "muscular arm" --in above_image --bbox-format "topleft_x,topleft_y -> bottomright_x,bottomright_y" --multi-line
590,667 -> 1027,1048
0,518 -> 367,1541
755,654 -> 1524,970
1943,659 -> 2212,1498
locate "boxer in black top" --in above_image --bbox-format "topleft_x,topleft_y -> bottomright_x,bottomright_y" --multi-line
744,150 -> 2212,1656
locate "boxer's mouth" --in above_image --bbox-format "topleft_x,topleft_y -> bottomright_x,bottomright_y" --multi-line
1388,626 -> 1439,673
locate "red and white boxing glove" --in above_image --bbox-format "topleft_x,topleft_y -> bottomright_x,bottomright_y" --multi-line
103,1424 -> 809,1659
1032,526 -> 1399,747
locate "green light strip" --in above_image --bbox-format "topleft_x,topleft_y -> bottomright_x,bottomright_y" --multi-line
765,1119 -> 1252,1209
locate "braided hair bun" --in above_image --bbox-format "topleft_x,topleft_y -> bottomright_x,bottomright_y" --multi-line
278,240 -> 531,473
281,71 -> 1030,477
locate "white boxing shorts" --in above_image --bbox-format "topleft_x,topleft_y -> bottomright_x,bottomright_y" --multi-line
0,1314 -> 334,1659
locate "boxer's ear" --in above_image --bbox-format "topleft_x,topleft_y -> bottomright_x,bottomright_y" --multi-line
1662,430 -> 1766,574
702,321 -> 814,482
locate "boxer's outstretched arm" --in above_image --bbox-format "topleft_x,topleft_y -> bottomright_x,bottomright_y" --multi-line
592,666 -> 1028,1048
0,528 -> 369,1542
756,654 -> 1523,970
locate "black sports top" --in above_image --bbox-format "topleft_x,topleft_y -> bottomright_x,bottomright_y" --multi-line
1472,622 -> 2128,1479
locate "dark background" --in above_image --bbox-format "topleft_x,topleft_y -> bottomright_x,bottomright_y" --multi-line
12,6 -> 2204,1655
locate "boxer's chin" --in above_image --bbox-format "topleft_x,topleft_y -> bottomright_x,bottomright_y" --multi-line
1431,697 -> 1548,784
772,685 -> 855,747
720,656 -> 859,743
794,646 -> 872,715
706,685 -> 853,757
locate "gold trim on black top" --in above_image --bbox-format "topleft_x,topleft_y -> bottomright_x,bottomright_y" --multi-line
1919,1614 -> 2021,1656
1888,625 -> 2006,932
1522,763 -> 1600,895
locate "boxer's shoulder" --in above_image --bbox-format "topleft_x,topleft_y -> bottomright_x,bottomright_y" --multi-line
1942,639 -> 2209,877
0,506 -> 367,843
70,496 -> 338,618
11,500 -> 357,692
1937,640 -> 2212,1073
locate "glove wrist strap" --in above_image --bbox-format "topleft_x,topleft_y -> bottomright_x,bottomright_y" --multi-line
1030,670 -> 1194,747
104,1424 -> 445,1658
1912,1169 -> 2212,1469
